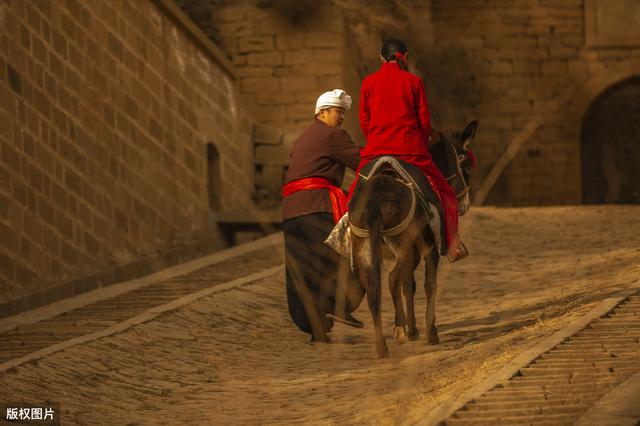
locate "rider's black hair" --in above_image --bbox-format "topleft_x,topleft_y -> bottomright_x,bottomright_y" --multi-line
381,39 -> 408,70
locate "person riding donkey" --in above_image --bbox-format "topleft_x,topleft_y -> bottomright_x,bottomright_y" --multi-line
346,39 -> 468,262
282,89 -> 365,343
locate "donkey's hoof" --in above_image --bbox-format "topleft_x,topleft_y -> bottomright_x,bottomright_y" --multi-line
428,331 -> 440,345
377,343 -> 390,358
407,328 -> 420,341
310,333 -> 331,344
394,326 -> 407,344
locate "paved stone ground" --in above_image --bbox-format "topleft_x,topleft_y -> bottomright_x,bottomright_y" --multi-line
0,206 -> 639,425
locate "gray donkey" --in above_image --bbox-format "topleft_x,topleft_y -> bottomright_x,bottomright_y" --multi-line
348,121 -> 477,358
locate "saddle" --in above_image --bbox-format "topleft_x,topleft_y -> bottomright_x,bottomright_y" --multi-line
350,156 -> 447,255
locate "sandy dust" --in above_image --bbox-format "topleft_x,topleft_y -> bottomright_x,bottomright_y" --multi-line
1,206 -> 639,425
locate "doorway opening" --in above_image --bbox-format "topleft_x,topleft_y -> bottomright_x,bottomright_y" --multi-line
581,76 -> 640,204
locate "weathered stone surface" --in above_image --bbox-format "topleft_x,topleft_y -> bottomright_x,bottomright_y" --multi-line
258,164 -> 285,197
237,36 -> 275,54
1,0 -> 253,307
253,124 -> 282,146
255,145 -> 290,166
585,0 -> 640,47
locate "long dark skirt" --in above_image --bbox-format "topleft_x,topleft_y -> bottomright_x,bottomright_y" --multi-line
284,212 -> 364,337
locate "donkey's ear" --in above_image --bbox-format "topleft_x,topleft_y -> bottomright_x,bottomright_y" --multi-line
461,120 -> 478,148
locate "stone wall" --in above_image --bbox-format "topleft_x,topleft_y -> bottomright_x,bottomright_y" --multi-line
174,0 -> 363,201
364,0 -> 640,206
177,0 -> 640,206
0,0 -> 254,309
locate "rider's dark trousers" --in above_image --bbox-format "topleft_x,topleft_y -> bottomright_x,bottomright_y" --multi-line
283,212 -> 363,336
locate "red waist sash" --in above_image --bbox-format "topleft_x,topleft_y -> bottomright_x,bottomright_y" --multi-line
282,177 -> 346,224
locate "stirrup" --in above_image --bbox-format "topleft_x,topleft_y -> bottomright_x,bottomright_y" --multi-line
447,240 -> 469,263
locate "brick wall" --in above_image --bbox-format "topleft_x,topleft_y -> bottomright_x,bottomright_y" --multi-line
174,0 -> 363,202
400,0 -> 640,205
177,0 -> 640,206
0,0 -> 253,306
178,2 -> 350,133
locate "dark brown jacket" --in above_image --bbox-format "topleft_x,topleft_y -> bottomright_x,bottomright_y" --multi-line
283,119 -> 360,221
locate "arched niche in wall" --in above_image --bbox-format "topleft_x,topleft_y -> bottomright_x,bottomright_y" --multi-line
561,64 -> 640,204
580,76 -> 640,204
206,143 -> 221,211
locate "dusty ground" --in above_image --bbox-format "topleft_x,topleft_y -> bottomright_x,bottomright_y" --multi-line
1,206 -> 639,425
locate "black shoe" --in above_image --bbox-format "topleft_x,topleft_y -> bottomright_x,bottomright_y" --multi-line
326,313 -> 364,329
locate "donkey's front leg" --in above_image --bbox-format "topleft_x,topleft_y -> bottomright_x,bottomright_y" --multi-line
424,249 -> 440,344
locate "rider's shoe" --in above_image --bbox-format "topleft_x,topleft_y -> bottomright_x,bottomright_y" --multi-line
447,239 -> 469,263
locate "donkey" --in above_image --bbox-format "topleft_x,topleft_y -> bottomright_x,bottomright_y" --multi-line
348,121 -> 477,358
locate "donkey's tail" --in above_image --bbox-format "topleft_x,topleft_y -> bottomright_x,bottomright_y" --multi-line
366,181 -> 385,316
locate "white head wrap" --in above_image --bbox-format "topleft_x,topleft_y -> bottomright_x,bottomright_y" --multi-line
315,89 -> 352,115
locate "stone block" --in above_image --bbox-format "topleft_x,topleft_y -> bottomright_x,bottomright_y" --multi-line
273,66 -> 293,78
290,62 -> 342,76
252,104 -> 286,122
282,130 -> 303,147
280,76 -> 316,91
511,60 -> 540,75
253,124 -> 282,145
236,66 -> 274,78
315,74 -> 341,90
548,47 -> 579,59
287,104 -> 313,121
259,164 -> 285,196
284,49 -> 312,65
595,49 -> 633,60
237,36 -> 275,54
311,48 -> 340,63
480,76 -> 510,92
240,76 -> 281,94
303,33 -> 341,48
294,90 -> 319,103
217,6 -> 246,22
275,34 -> 303,50
541,60 -> 568,75
255,145 -> 290,166
254,17 -> 293,36
560,34 -> 583,47
568,59 -> 589,76
490,61 -> 513,75
246,51 -> 283,67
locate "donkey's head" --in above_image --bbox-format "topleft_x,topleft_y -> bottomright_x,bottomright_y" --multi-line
430,121 -> 478,216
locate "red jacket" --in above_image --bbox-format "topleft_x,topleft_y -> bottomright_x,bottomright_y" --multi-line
359,62 -> 432,160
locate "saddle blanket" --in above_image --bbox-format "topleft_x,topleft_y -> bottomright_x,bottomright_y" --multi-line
325,156 -> 446,262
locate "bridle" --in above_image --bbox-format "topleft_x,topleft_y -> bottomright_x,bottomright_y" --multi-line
443,142 -> 470,201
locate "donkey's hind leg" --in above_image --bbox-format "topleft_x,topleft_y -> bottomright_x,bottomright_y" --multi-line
424,248 -> 440,344
360,263 -> 388,357
402,247 -> 421,341
354,240 -> 389,358
388,257 -> 407,344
